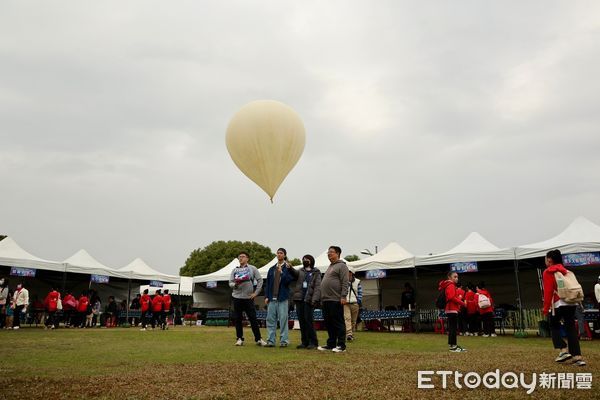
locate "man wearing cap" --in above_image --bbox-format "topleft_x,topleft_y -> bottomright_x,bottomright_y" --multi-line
344,266 -> 362,342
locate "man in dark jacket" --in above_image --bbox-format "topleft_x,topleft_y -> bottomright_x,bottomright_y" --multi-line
264,248 -> 298,347
318,246 -> 349,353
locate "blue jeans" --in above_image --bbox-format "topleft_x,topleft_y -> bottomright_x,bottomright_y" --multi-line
266,299 -> 289,345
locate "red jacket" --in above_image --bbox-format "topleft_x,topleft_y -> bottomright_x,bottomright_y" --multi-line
162,294 -> 171,312
542,263 -> 568,316
438,280 -> 465,313
476,289 -> 494,314
45,290 -> 60,312
63,294 -> 77,310
77,296 -> 89,313
456,288 -> 465,309
140,294 -> 151,312
465,290 -> 478,314
151,295 -> 164,312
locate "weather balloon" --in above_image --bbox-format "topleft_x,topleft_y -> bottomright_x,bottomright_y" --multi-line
226,100 -> 306,202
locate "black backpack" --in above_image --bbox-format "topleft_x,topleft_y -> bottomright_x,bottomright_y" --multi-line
435,288 -> 446,309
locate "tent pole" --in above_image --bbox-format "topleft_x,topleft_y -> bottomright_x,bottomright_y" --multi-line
61,263 -> 67,294
126,277 -> 131,322
513,250 -> 526,337
413,260 -> 420,333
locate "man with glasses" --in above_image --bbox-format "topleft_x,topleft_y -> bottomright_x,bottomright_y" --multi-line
229,251 -> 267,346
318,246 -> 349,353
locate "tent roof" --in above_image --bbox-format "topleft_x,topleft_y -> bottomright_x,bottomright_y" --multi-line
63,249 -> 130,278
416,232 -> 515,265
0,236 -> 65,273
257,257 -> 279,278
348,242 -> 414,272
193,258 -> 240,283
516,217 -> 600,259
140,276 -> 194,296
119,258 -> 180,283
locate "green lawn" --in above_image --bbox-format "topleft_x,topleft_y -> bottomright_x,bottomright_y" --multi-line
0,326 -> 598,399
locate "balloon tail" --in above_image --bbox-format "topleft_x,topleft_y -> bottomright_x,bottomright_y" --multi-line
270,197 -> 273,204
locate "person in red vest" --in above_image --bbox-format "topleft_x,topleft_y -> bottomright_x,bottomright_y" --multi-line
76,293 -> 89,328
543,249 -> 586,366
162,289 -> 171,330
140,289 -> 151,331
464,283 -> 480,336
44,287 -> 61,329
150,289 -> 164,330
476,282 -> 496,337
439,271 -> 467,352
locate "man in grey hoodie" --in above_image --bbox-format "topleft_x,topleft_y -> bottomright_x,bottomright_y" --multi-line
318,246 -> 349,353
229,251 -> 267,346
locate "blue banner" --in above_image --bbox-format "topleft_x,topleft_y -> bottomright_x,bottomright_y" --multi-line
206,281 -> 217,289
149,280 -> 163,287
365,269 -> 387,280
563,252 -> 600,267
450,262 -> 478,273
10,267 -> 36,277
90,274 -> 110,284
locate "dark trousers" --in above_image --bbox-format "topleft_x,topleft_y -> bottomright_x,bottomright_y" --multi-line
13,305 -> 24,328
151,311 -> 161,328
296,301 -> 318,346
233,298 -> 262,342
481,312 -> 495,335
550,305 -> 581,356
77,311 -> 87,327
458,309 -> 468,333
467,313 -> 480,334
0,308 -> 6,328
141,310 -> 149,328
447,313 -> 458,346
322,301 -> 345,349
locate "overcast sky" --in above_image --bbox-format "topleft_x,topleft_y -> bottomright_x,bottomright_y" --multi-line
1,1 -> 599,275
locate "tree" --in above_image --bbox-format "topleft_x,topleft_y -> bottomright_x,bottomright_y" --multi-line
179,240 -> 274,276
288,258 -> 301,266
344,254 -> 360,262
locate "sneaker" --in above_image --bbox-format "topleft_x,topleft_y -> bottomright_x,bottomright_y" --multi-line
235,338 -> 244,346
346,335 -> 354,342
317,346 -> 333,351
264,342 -> 275,348
306,344 -> 317,350
481,334 -> 489,338
473,333 -> 478,336
332,346 -> 346,353
296,344 -> 307,349
279,343 -> 288,348
449,346 -> 467,352
256,339 -> 267,346
490,333 -> 497,337
459,332 -> 464,336
140,328 -> 146,331
13,326 -> 19,330
555,352 -> 572,362
572,359 -> 587,367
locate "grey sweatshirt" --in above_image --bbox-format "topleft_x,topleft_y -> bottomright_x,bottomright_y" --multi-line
320,260 -> 349,302
229,264 -> 263,299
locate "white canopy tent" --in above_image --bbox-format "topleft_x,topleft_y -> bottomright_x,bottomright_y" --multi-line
257,257 -> 279,278
193,258 -> 240,283
416,232 -> 515,265
140,276 -> 194,296
63,249 -> 129,278
348,242 -> 415,272
0,236 -> 65,273
516,217 -> 600,260
119,258 -> 180,283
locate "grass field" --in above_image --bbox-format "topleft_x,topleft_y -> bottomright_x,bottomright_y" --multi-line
0,326 -> 598,399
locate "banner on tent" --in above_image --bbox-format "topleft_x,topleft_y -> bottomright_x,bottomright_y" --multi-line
90,274 -> 110,284
563,252 -> 600,267
10,267 -> 36,277
149,280 -> 163,287
206,281 -> 217,289
365,269 -> 387,280
450,262 -> 478,273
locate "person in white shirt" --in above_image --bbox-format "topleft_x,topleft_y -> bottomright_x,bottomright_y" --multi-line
12,283 -> 29,330
594,276 -> 600,333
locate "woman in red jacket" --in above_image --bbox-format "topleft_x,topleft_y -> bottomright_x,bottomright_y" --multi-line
150,290 -> 164,330
476,282 -> 496,337
140,289 -> 151,331
439,271 -> 467,352
543,249 -> 586,366
76,293 -> 89,328
464,283 -> 479,336
44,288 -> 61,329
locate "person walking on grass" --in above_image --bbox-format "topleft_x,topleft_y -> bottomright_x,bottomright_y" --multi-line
318,246 -> 349,353
543,249 -> 586,366
150,290 -> 163,330
344,266 -> 362,342
439,272 -> 467,352
76,292 -> 89,328
292,254 -> 321,349
162,289 -> 172,330
476,282 -> 496,337
264,248 -> 298,347
44,287 -> 60,330
230,251 -> 267,347
464,283 -> 479,336
140,289 -> 151,331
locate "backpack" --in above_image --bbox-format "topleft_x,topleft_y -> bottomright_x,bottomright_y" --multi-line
554,271 -> 584,304
478,294 -> 491,309
435,289 -> 446,309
